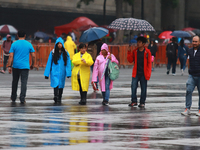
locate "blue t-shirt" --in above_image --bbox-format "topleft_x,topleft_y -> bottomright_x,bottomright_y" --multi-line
9,40 -> 35,69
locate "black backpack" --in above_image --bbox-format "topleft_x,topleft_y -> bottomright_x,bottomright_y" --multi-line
166,43 -> 175,58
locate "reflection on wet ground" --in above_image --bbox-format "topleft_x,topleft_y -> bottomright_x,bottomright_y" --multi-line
1,68 -> 200,149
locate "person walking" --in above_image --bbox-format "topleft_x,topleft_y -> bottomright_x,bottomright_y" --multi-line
127,36 -> 152,108
181,36 -> 200,116
71,43 -> 94,105
177,39 -> 188,76
92,43 -> 119,105
64,35 -> 77,61
1,34 -> 13,74
44,37 -> 71,104
148,40 -> 157,71
166,37 -> 178,75
7,30 -> 36,104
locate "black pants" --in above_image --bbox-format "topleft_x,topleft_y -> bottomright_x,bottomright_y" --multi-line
3,55 -> 9,71
11,68 -> 29,102
78,79 -> 87,102
54,86 -> 63,101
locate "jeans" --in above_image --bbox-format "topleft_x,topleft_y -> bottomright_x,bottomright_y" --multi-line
186,75 -> 200,110
167,57 -> 177,74
179,56 -> 187,70
131,75 -> 147,104
11,68 -> 29,102
102,73 -> 111,101
3,55 -> 9,71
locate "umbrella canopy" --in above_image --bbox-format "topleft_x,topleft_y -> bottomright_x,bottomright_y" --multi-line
192,29 -> 200,35
107,18 -> 155,31
34,31 -> 49,39
54,16 -> 98,36
79,27 -> 108,43
170,30 -> 191,38
186,31 -> 196,36
158,31 -> 173,39
0,24 -> 18,34
181,27 -> 196,31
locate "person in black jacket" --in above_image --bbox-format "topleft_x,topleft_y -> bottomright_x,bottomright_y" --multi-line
181,36 -> 200,116
166,37 -> 178,75
148,40 -> 157,71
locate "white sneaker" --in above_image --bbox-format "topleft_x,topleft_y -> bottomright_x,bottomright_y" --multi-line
181,69 -> 184,76
172,73 -> 176,76
195,110 -> 200,116
181,108 -> 191,116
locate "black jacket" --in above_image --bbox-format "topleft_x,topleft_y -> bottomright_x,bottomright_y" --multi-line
187,47 -> 200,76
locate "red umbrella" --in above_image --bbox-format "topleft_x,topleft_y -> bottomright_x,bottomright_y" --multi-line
0,24 -> 18,34
181,27 -> 196,31
158,31 -> 173,39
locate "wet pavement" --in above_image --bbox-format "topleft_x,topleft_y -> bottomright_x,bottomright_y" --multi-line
0,67 -> 200,150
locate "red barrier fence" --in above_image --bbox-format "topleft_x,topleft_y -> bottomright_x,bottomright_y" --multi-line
0,44 -> 175,69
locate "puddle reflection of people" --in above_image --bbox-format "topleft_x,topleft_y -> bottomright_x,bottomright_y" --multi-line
43,106 -> 69,145
69,106 -> 88,145
10,106 -> 27,147
90,106 -> 111,143
129,114 -> 149,148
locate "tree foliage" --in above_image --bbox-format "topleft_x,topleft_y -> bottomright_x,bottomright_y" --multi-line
77,0 -> 94,8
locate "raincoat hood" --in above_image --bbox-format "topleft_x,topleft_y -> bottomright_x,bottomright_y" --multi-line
55,37 -> 65,49
101,43 -> 109,52
67,36 -> 73,41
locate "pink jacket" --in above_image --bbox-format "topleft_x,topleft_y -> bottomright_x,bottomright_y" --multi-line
92,43 -> 119,92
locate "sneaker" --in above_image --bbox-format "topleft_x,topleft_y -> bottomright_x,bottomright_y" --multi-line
0,70 -> 5,74
172,73 -> 176,76
138,104 -> 145,108
181,69 -> 184,76
181,108 -> 191,116
195,110 -> 200,116
128,102 -> 137,107
166,70 -> 169,75
102,101 -> 109,106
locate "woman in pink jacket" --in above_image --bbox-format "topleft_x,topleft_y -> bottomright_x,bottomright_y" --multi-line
92,43 -> 119,105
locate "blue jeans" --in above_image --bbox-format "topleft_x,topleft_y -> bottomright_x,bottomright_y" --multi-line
167,58 -> 177,74
186,75 -> 200,110
179,56 -> 187,70
131,75 -> 147,104
102,74 -> 111,101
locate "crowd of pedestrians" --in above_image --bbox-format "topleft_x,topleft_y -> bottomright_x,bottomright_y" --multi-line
1,30 -> 200,116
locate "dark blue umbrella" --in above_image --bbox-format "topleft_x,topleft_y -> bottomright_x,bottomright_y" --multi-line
170,30 -> 191,38
79,27 -> 108,43
34,31 -> 49,39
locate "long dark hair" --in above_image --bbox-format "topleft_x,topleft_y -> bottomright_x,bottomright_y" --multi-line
53,42 -> 67,66
180,39 -> 184,47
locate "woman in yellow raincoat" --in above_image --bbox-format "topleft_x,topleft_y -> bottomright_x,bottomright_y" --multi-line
71,43 -> 94,105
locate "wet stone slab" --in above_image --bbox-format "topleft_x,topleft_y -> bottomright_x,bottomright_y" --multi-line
0,67 -> 200,149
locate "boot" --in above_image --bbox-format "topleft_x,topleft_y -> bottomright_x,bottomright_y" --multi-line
58,88 -> 63,103
79,91 -> 87,105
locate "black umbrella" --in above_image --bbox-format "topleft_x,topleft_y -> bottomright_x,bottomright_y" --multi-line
192,29 -> 200,35
107,18 -> 155,31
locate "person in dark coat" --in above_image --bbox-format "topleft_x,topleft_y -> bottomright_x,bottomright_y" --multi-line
148,40 -> 157,71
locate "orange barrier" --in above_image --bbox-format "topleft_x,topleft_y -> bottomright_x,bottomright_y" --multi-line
0,43 -> 185,69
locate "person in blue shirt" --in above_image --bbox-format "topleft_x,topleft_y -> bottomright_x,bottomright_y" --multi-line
44,37 -> 71,104
7,30 -> 36,104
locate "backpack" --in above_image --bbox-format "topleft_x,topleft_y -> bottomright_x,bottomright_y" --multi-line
166,43 -> 175,58
108,60 -> 120,81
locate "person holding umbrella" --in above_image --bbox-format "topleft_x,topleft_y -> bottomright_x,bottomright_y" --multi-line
92,43 -> 119,105
127,36 -> 152,108
71,43 -> 94,105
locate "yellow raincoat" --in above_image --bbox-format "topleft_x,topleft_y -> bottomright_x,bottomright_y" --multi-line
71,52 -> 94,91
64,36 -> 77,60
